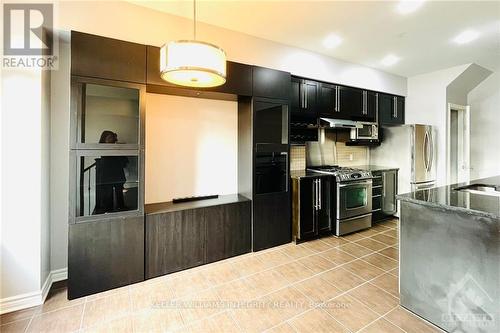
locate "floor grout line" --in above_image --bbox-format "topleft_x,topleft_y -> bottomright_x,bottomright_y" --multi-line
8,219 -> 402,333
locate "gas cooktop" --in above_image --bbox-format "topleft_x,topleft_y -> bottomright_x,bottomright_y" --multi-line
307,165 -> 373,182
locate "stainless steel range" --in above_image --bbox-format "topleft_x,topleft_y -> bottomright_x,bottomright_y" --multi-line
308,165 -> 373,236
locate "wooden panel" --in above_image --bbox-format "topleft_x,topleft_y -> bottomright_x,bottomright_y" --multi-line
145,209 -> 205,278
145,211 -> 183,278
71,31 -> 146,83
146,200 -> 251,278
68,216 -> 144,299
224,201 -> 251,258
299,177 -> 316,240
181,209 -> 206,269
204,205 -> 225,263
253,192 -> 291,251
146,46 -> 252,96
252,66 -> 291,100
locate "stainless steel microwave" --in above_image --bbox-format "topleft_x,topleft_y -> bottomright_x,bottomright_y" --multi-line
350,122 -> 378,141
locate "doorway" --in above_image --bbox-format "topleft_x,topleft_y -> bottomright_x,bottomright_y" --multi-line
447,103 -> 470,184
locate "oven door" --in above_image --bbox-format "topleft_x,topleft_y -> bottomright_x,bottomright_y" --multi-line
337,180 -> 372,220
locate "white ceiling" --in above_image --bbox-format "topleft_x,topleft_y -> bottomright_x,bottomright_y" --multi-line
131,0 -> 500,77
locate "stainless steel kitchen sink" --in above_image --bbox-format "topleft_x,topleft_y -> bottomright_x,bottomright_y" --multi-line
454,184 -> 500,197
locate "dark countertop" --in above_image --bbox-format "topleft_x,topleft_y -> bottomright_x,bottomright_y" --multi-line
397,176 -> 500,219
351,165 -> 400,172
145,194 -> 251,215
290,170 -> 331,179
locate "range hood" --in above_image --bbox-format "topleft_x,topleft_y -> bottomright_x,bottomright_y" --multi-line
320,118 -> 361,129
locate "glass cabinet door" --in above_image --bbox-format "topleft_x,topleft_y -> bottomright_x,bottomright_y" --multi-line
72,77 -> 144,149
76,152 -> 141,218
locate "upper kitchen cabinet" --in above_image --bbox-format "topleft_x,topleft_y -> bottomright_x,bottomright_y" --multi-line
319,84 -> 375,122
364,91 -> 377,122
252,67 -> 291,100
337,85 -> 364,119
291,77 -> 318,117
146,46 -> 252,97
319,83 -> 345,119
71,31 -> 146,84
379,93 -> 405,125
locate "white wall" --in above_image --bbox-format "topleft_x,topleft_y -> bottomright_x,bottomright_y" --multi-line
1,66 -> 43,302
468,71 -> 500,179
49,37 -> 70,275
145,94 -> 238,204
55,1 -> 406,96
41,69 -> 51,292
405,64 -> 470,186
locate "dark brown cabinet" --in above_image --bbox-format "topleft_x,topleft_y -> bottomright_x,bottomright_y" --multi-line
338,85 -> 364,119
291,77 -> 318,117
365,91 -> 377,122
292,176 -> 332,241
379,94 -> 405,125
145,198 -> 251,279
206,201 -> 252,262
252,66 -> 291,100
372,170 -> 398,222
318,83 -> 346,118
71,31 -> 146,84
68,216 -> 144,299
146,46 -> 253,97
253,192 -> 291,251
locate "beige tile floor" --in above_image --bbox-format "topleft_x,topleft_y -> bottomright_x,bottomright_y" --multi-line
0,218 -> 443,333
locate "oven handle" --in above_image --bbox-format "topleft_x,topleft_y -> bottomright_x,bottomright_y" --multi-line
340,213 -> 372,222
338,180 -> 372,188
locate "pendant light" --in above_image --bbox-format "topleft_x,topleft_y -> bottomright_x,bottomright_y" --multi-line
160,0 -> 227,88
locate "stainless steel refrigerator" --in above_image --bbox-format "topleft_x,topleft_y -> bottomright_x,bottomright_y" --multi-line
371,124 -> 436,197
410,124 -> 436,191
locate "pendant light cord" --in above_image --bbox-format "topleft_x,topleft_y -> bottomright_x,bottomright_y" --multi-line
193,0 -> 197,40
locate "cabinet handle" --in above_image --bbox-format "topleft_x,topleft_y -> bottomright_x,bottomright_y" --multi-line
337,87 -> 341,112
382,173 -> 386,198
334,86 -> 338,112
301,83 -> 306,109
304,84 -> 308,109
312,179 -> 316,210
318,179 -> 321,210
376,93 -> 379,118
393,96 -> 397,118
316,179 -> 319,210
363,91 -> 367,115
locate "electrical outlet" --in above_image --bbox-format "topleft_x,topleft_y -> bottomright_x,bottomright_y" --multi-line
349,154 -> 353,161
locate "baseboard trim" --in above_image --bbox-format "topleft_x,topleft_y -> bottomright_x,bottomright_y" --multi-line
0,267 -> 68,315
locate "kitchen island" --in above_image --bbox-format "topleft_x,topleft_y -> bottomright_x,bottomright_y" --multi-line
397,176 -> 500,333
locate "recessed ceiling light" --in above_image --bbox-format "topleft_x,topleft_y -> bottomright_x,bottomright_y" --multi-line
397,0 -> 425,14
381,54 -> 400,66
323,34 -> 343,49
453,29 -> 480,45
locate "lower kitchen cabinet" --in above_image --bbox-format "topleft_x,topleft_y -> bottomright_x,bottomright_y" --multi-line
205,202 -> 252,262
145,198 -> 251,279
146,209 -> 206,278
253,192 -> 291,251
292,176 -> 332,241
68,215 -> 144,299
372,170 -> 398,222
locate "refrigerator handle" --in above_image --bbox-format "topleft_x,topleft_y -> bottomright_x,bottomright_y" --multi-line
423,131 -> 429,171
428,130 -> 434,172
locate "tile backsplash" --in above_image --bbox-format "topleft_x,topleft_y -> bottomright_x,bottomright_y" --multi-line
335,142 -> 369,167
290,145 -> 306,171
290,130 -> 369,170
